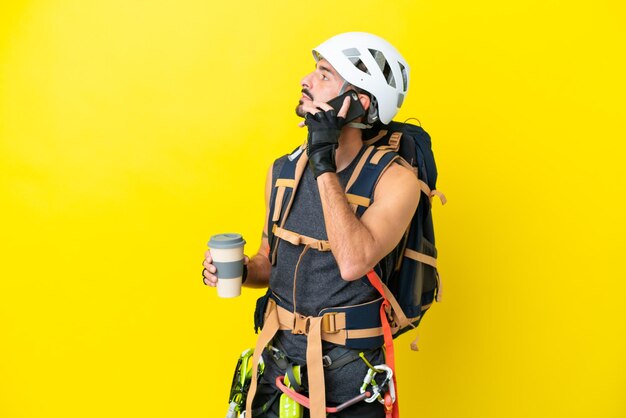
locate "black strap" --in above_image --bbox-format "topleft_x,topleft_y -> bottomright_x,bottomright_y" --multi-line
324,346 -> 378,371
270,337 -> 377,372
285,366 -> 303,393
267,345 -> 289,370
251,390 -> 281,417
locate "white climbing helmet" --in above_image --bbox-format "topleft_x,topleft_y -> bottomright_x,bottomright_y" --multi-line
312,32 -> 410,125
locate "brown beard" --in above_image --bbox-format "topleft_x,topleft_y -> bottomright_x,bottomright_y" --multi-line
295,101 -> 307,118
296,89 -> 314,118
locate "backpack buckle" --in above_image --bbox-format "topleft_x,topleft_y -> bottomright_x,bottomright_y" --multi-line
292,314 -> 311,335
322,313 -> 339,334
314,239 -> 331,251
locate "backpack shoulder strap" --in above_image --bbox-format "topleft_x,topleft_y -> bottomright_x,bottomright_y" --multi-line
345,144 -> 403,217
267,144 -> 308,265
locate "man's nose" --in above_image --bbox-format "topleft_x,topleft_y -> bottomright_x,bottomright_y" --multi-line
301,72 -> 313,89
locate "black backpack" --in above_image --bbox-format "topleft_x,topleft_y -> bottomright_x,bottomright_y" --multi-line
358,121 -> 445,341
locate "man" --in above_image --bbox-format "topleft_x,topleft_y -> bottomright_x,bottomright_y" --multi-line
204,32 -> 418,417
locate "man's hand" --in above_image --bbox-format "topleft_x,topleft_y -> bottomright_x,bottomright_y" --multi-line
202,249 -> 249,287
302,97 -> 351,179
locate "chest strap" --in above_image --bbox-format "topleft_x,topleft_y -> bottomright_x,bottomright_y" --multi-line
272,225 -> 331,252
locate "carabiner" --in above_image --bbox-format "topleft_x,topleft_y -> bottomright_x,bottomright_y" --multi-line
359,364 -> 396,405
376,365 -> 396,405
360,365 -> 385,403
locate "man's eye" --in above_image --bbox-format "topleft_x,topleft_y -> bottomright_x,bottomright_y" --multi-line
321,74 -> 328,80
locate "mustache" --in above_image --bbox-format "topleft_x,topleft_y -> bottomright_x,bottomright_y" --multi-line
301,89 -> 313,100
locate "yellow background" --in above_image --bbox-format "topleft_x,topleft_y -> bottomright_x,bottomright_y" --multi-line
1,1 -> 624,417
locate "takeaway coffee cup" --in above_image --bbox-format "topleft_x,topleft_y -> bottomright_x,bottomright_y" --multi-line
208,233 -> 246,298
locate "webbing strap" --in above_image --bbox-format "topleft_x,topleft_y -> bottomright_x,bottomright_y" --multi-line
388,132 -> 402,151
363,130 -> 401,151
306,317 -> 325,418
280,150 -> 309,225
371,148 -> 394,165
272,225 -> 331,252
273,179 -> 297,222
363,130 -> 389,146
378,281 -> 413,333
378,280 -> 420,352
398,158 -> 417,176
418,179 -> 447,205
273,302 -> 385,344
431,189 -> 447,205
404,248 -> 438,268
246,300 -> 280,417
272,186 -> 287,222
366,270 -> 400,418
270,150 -> 309,264
346,193 -> 370,208
345,146 -> 376,192
345,146 -> 402,218
436,271 -> 443,302
418,179 -> 431,197
275,178 -> 295,187
292,245 -> 311,326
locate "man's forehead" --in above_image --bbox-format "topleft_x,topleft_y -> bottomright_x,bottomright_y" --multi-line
316,58 -> 339,75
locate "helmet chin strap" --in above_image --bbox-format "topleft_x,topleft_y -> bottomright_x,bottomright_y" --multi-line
367,96 -> 380,124
346,122 -> 373,129
338,80 -> 350,95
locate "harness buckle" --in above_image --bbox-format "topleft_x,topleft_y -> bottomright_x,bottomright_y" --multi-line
322,313 -> 339,334
292,314 -> 311,335
315,240 -> 328,251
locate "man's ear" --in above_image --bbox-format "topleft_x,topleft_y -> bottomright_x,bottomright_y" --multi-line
357,93 -> 371,111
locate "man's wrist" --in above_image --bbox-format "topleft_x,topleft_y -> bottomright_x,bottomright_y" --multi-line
308,144 -> 337,179
315,170 -> 336,181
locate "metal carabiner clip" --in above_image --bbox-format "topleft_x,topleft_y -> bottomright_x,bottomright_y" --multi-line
361,365 -> 388,403
363,364 -> 396,405
374,365 -> 396,405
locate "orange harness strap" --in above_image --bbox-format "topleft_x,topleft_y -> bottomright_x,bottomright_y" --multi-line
366,270 -> 400,418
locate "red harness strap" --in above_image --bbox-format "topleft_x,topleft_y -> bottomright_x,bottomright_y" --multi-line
275,376 -> 372,414
366,270 -> 400,418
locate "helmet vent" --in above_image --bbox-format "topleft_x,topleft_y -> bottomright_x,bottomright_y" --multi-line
368,49 -> 395,88
343,48 -> 372,76
342,48 -> 361,57
397,93 -> 405,108
399,62 -> 408,92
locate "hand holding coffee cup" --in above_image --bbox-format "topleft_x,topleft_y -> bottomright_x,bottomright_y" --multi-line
202,251 -> 249,286
205,233 -> 246,298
